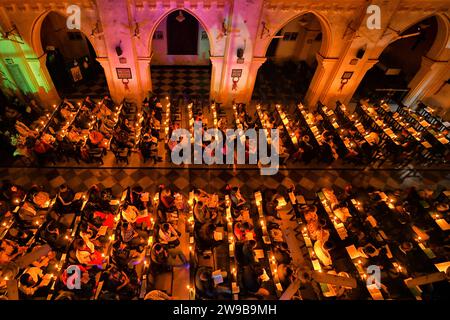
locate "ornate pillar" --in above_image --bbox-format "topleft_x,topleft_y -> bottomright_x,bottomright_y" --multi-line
337,59 -> 379,106
210,56 -> 224,102
137,55 -> 152,98
242,57 -> 266,103
25,55 -> 60,106
304,53 -> 339,109
96,57 -> 118,102
403,56 -> 450,106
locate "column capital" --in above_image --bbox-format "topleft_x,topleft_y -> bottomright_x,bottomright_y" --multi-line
421,55 -> 448,68
96,57 -> 109,64
210,56 -> 224,64
315,53 -> 339,66
362,59 -> 379,71
137,56 -> 152,63
26,54 -> 46,63
251,56 -> 267,67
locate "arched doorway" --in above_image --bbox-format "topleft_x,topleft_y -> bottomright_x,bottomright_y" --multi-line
150,10 -> 211,103
353,16 -> 439,103
40,12 -> 109,100
253,13 -> 324,103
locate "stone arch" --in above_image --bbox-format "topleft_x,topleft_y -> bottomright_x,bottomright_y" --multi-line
30,9 -> 101,60
147,8 -> 215,58
258,10 -> 333,59
29,9 -> 108,101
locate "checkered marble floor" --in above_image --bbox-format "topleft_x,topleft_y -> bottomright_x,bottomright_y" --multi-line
1,167 -> 448,201
151,66 -> 211,101
60,72 -> 109,100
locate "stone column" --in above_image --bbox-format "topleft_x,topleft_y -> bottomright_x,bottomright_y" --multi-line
210,56 -> 225,102
242,57 -> 266,103
337,59 -> 379,106
26,55 -> 60,106
304,53 -> 339,109
96,57 -> 118,102
95,0 -> 140,105
403,55 -> 450,106
137,55 -> 152,99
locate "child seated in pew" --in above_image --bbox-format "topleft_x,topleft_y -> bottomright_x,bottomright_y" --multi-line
121,204 -> 140,224
87,210 -> 116,230
127,188 -> 153,229
79,224 -> 107,250
193,188 -> 220,209
263,189 -> 282,221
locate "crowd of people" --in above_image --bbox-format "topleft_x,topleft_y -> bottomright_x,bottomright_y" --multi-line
1,93 -> 448,168
1,178 -> 449,300
0,180 -> 195,300
0,94 -> 168,166
254,100 -> 449,167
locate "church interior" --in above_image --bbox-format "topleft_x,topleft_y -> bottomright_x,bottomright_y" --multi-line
0,0 -> 449,301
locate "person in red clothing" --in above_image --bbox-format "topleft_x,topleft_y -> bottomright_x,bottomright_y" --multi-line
73,238 -> 105,267
233,221 -> 255,241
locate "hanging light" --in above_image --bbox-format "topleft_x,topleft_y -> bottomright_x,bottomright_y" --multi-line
176,11 -> 185,23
